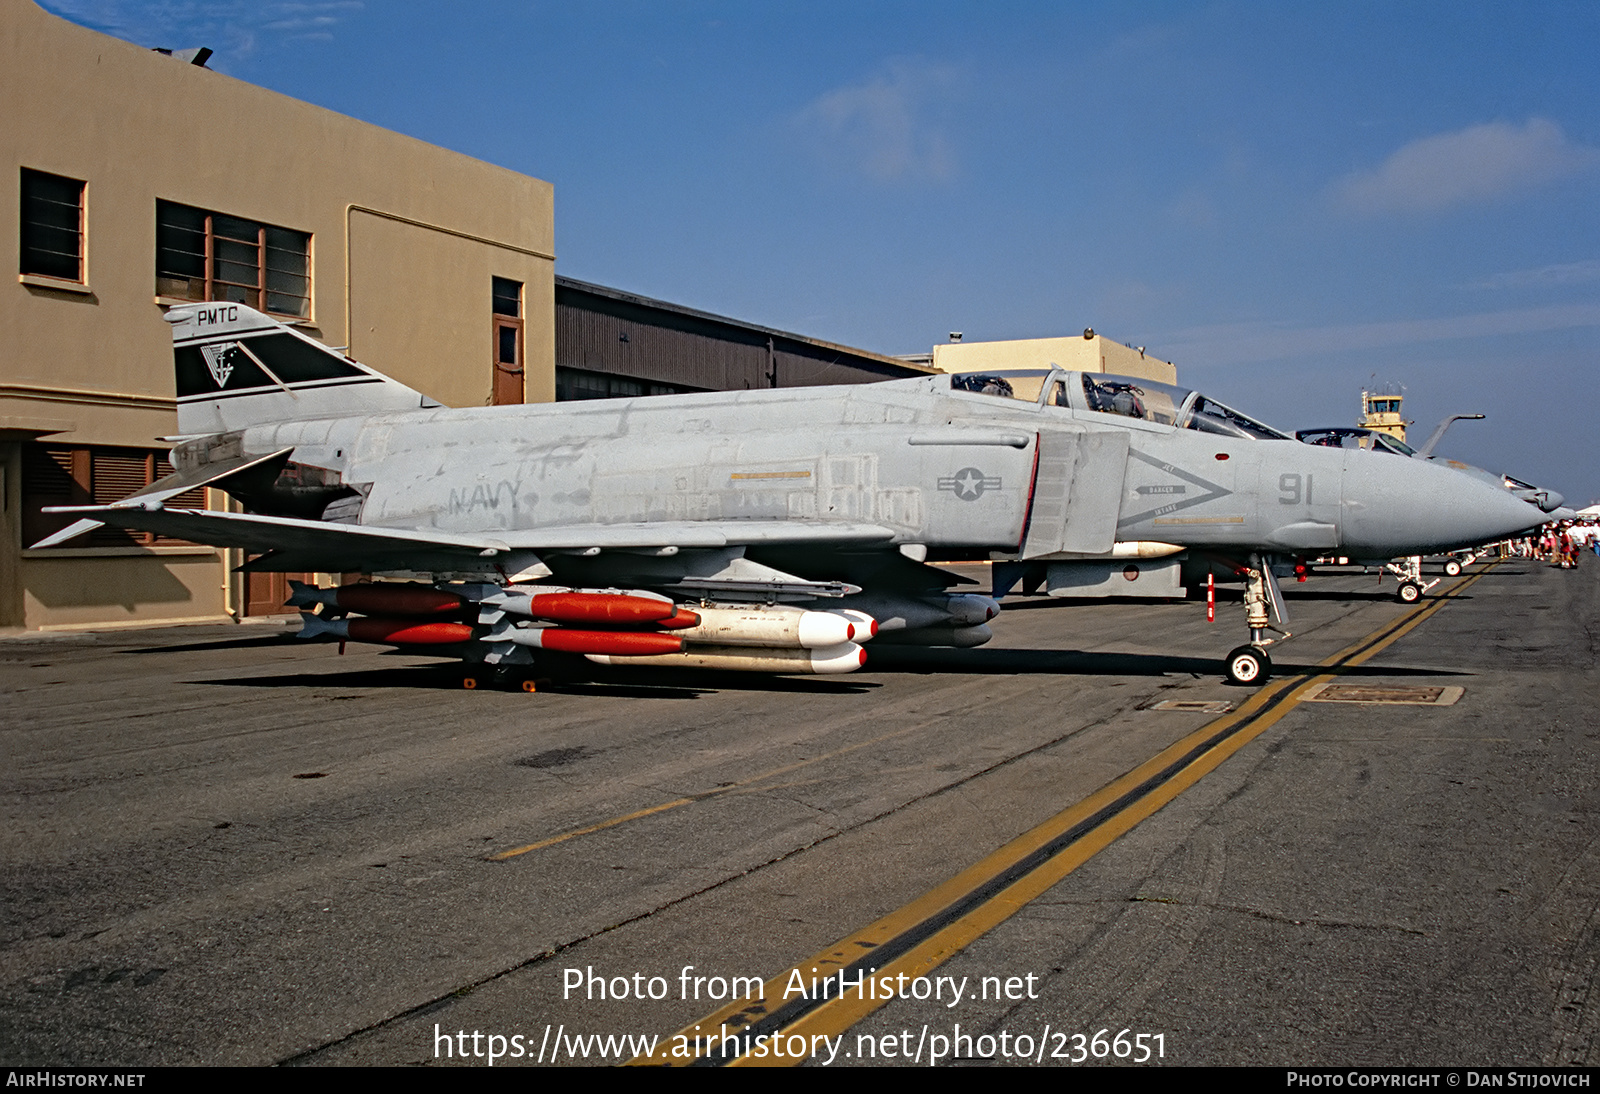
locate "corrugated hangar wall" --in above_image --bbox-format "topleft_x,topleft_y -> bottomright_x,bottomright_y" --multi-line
554,276 -> 928,396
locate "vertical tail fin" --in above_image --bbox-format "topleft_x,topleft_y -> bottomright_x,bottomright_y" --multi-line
167,303 -> 440,435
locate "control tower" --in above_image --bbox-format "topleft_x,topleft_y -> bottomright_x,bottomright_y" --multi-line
1359,385 -> 1410,442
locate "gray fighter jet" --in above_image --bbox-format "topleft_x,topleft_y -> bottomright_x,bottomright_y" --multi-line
37,305 -> 1546,686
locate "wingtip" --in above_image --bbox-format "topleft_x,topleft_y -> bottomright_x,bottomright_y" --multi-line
29,518 -> 104,549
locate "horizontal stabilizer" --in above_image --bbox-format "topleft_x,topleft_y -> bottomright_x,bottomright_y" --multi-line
128,448 -> 295,502
30,518 -> 107,550
28,448 -> 294,548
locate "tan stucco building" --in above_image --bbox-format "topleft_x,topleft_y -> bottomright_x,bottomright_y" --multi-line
2,0 -> 556,629
924,332 -> 1177,385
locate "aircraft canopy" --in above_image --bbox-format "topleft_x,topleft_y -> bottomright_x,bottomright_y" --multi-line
947,368 -> 1291,440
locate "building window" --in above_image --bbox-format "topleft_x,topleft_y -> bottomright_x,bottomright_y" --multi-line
555,366 -> 700,401
20,169 -> 85,282
23,444 -> 205,548
155,200 -> 310,318
492,276 -> 524,406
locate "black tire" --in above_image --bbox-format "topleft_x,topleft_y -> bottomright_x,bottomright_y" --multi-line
1444,559 -> 1462,577
1225,645 -> 1270,686
1397,581 -> 1423,604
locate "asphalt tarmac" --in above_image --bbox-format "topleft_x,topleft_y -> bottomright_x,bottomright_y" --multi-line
2,556 -> 1596,1067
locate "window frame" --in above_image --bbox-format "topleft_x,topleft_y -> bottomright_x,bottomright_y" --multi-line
492,277 -> 524,405
22,443 -> 205,549
155,200 -> 311,319
554,366 -> 702,402
20,168 -> 86,284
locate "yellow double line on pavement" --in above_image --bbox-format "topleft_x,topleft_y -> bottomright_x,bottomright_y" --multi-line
630,566 -> 1490,1066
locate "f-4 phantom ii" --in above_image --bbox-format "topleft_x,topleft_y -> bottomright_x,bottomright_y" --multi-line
37,305 -> 1547,686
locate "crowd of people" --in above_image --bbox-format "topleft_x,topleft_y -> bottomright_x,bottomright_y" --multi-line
1501,521 -> 1599,569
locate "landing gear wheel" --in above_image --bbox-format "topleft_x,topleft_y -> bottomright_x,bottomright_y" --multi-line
1397,581 -> 1423,604
1225,645 -> 1271,686
1443,559 -> 1463,577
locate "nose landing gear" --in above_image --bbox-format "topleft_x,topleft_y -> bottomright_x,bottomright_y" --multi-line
1223,555 -> 1291,685
1384,556 -> 1439,604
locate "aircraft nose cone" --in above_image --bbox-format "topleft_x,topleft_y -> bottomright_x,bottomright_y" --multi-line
1341,454 -> 1546,556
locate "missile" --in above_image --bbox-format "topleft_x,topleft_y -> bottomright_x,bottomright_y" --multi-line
667,606 -> 873,648
521,591 -> 683,625
286,579 -> 465,617
499,627 -> 687,656
585,642 -> 866,675
464,584 -> 684,625
297,613 -> 475,645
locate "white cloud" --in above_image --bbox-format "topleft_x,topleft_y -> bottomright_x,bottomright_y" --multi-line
1333,118 -> 1600,215
1467,259 -> 1600,291
1157,301 -> 1600,368
794,60 -> 962,183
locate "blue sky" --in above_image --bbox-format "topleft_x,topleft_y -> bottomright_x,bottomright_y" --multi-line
39,1 -> 1600,504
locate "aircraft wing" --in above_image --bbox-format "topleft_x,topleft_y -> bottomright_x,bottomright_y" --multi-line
39,503 -> 897,574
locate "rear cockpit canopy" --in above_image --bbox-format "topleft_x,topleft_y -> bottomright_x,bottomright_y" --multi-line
946,368 -> 1291,440
1295,427 -> 1417,456
949,370 -> 1064,405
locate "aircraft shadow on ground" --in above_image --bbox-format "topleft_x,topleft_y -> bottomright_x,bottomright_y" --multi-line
194,662 -> 880,697
122,633 -> 300,655
1001,588 -> 1485,609
187,641 -> 1467,691
1285,589 -> 1444,603
997,595 -> 1221,611
864,645 -> 1469,680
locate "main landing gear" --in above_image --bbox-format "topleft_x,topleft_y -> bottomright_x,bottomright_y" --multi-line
1224,555 -> 1291,686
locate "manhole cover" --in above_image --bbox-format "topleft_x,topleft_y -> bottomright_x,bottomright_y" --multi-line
1301,683 -> 1463,706
1150,699 -> 1236,713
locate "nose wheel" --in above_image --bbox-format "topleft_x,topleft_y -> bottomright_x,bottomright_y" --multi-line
1225,645 -> 1271,685
1397,580 -> 1423,604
